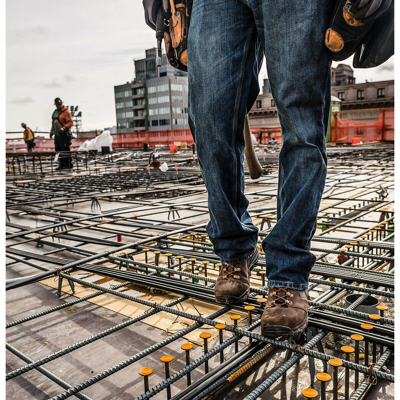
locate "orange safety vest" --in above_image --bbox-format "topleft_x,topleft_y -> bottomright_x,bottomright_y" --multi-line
23,127 -> 34,141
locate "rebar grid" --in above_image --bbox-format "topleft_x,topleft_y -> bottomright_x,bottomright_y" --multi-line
6,143 -> 394,399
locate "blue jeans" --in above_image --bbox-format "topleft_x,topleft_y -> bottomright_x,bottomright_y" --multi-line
188,0 -> 334,290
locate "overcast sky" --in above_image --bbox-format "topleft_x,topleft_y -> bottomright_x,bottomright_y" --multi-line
6,1 -> 394,133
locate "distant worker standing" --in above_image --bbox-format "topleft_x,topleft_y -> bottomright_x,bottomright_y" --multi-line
50,98 -> 73,170
21,123 -> 35,153
151,148 -> 161,169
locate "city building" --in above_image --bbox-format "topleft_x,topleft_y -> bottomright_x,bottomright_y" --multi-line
249,65 -> 394,128
114,48 -> 189,133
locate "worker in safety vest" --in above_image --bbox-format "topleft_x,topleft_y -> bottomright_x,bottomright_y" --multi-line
21,123 -> 35,152
50,98 -> 73,170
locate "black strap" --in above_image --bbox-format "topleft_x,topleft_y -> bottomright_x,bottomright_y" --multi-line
52,109 -> 66,127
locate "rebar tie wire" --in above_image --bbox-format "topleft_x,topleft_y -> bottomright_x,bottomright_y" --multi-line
350,349 -> 392,400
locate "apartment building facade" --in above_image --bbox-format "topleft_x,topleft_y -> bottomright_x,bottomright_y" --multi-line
114,48 -> 189,133
249,65 -> 394,127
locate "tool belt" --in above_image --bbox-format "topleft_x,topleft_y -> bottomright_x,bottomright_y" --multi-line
164,0 -> 192,72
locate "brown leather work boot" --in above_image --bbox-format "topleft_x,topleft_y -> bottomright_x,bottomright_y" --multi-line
214,249 -> 259,305
261,287 -> 309,338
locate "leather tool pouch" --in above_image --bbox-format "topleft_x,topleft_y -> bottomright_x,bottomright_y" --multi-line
165,0 -> 192,71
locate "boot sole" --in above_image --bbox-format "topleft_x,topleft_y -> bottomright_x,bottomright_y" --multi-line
261,315 -> 308,339
215,249 -> 259,305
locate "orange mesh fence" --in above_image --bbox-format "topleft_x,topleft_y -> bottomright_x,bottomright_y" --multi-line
6,129 -> 195,153
332,110 -> 394,143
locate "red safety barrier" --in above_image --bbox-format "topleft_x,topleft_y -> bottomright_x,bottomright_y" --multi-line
249,126 -> 282,144
331,110 -> 394,144
5,129 -> 195,153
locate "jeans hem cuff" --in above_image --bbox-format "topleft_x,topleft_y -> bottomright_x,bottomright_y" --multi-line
267,280 -> 308,290
220,248 -> 257,265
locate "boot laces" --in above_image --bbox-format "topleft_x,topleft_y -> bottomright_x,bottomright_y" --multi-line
268,287 -> 294,307
222,264 -> 241,280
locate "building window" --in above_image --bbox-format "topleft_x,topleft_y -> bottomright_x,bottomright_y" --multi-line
171,95 -> 184,102
134,109 -> 146,117
133,88 -> 145,95
150,120 -> 159,127
256,100 -> 262,108
158,96 -> 170,103
171,84 -> 182,91
148,98 -> 157,105
357,90 -> 364,100
128,122 -> 135,128
135,120 -> 145,127
117,122 -> 127,129
377,88 -> 385,98
115,92 -> 124,99
125,111 -> 133,118
125,101 -> 133,108
271,99 -> 275,107
338,92 -> 345,101
160,72 -> 167,77
158,107 -> 170,115
149,109 -> 158,116
116,102 -> 125,109
159,119 -> 170,126
157,84 -> 169,92
133,98 -> 146,106
116,112 -> 126,119
148,86 -> 157,94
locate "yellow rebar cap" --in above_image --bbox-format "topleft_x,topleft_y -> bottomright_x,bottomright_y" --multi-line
160,355 -> 173,363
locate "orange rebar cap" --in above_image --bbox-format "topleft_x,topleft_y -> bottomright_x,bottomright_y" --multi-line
361,323 -> 373,330
316,372 -> 331,382
328,359 -> 343,367
351,334 -> 364,341
245,306 -> 255,311
341,346 -> 355,353
160,355 -> 173,363
302,388 -> 318,398
369,314 -> 381,321
199,332 -> 211,339
377,305 -> 388,311
181,343 -> 193,351
139,368 -> 153,376
230,315 -> 240,320
215,323 -> 226,330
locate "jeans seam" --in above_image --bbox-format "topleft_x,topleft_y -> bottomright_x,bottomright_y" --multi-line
232,23 -> 255,216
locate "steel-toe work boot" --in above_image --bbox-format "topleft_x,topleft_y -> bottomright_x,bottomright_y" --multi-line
261,287 -> 309,337
214,249 -> 259,305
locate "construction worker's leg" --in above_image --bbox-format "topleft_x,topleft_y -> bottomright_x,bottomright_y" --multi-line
255,0 -> 335,289
188,0 -> 263,264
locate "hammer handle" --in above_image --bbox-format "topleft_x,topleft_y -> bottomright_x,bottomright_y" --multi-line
244,115 -> 263,180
